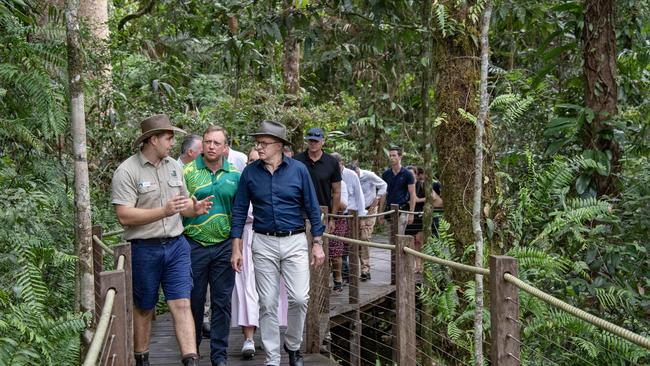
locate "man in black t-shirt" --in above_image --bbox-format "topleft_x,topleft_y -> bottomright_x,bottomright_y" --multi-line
294,127 -> 342,232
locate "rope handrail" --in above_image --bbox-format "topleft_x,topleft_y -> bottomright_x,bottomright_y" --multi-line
103,229 -> 125,237
329,213 -> 354,219
322,207 -> 443,219
503,273 -> 650,350
93,235 -> 115,257
323,233 -> 395,250
397,208 -> 445,215
359,210 -> 392,219
82,254 -> 126,366
403,247 -> 490,275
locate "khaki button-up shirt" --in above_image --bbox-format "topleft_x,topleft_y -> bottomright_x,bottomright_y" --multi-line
111,151 -> 188,240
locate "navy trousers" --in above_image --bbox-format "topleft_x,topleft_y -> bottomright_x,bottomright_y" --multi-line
187,237 -> 235,365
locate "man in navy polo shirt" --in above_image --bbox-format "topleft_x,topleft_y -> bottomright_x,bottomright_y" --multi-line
294,127 -> 342,231
381,146 -> 416,235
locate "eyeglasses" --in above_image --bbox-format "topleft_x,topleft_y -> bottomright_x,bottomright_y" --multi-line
254,141 -> 280,149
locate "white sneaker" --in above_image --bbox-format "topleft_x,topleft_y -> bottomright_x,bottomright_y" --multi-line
241,338 -> 255,359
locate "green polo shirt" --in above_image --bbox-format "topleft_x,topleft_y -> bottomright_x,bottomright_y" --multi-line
183,155 -> 241,245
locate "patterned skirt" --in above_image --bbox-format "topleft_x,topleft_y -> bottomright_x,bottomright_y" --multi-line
328,218 -> 349,258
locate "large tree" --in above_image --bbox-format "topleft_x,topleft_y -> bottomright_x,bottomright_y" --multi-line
282,1 -> 304,147
582,0 -> 620,197
65,0 -> 94,351
434,1 -> 496,259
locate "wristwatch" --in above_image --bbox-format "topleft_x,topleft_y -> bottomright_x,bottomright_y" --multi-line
313,238 -> 323,246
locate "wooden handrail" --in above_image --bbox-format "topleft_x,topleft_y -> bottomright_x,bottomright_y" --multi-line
86,225 -> 133,366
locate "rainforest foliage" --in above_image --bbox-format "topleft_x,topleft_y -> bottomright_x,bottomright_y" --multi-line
0,0 -> 648,364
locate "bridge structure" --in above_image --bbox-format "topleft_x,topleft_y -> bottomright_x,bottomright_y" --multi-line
83,205 -> 650,365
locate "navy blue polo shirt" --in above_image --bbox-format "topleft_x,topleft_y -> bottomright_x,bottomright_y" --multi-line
231,156 -> 325,238
294,151 -> 342,211
382,166 -> 415,208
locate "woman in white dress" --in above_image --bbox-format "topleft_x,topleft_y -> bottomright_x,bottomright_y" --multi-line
231,148 -> 288,359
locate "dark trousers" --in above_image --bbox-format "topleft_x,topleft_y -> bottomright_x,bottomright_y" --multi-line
188,237 -> 235,364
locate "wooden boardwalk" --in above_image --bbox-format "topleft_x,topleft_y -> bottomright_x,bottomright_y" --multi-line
149,237 -> 394,365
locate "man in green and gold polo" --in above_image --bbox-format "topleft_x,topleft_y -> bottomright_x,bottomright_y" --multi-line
182,125 -> 241,366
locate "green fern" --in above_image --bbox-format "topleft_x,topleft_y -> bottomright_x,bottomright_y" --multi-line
490,93 -> 535,126
594,287 -> 631,312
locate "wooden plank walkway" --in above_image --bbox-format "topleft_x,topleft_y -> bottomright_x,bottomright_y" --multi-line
149,236 -> 394,365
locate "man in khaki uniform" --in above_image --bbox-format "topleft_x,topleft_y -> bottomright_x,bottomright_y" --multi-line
111,114 -> 213,366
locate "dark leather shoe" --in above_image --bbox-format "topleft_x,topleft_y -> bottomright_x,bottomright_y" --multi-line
181,353 -> 199,366
283,344 -> 304,366
213,362 -> 227,366
135,351 -> 150,366
202,321 -> 211,338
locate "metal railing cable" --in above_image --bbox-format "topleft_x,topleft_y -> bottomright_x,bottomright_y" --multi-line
92,235 -> 115,256
520,315 -> 632,365
325,221 -> 649,354
534,305 -> 642,364
327,317 -> 456,366
504,273 -> 650,350
519,326 -> 598,366
323,210 -> 650,365
83,254 -> 125,366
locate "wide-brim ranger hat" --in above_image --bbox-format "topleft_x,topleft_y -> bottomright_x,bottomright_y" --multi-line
134,114 -> 186,147
249,120 -> 291,146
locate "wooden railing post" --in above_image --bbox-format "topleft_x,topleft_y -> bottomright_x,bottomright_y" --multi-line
348,210 -> 361,366
390,204 -> 399,286
306,206 -> 331,354
113,243 -> 133,365
394,234 -> 416,366
99,265 -> 128,366
348,210 -> 360,305
92,225 -> 103,324
489,255 -> 520,366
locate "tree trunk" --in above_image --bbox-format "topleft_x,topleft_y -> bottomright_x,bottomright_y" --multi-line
418,3 -> 436,364
282,4 -> 304,147
80,0 -> 108,41
65,0 -> 94,352
434,2 -> 496,267
473,1 -> 493,364
420,0 -> 434,245
80,0 -> 112,128
582,0 -> 620,197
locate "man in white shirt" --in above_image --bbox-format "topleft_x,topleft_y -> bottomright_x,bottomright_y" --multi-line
331,153 -> 366,216
178,134 -> 202,167
226,145 -> 247,172
351,164 -> 386,280
331,153 -> 365,284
